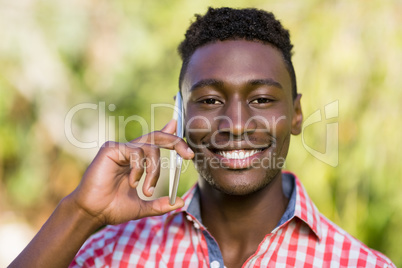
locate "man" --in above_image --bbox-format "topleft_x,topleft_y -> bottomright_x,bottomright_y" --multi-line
11,7 -> 395,268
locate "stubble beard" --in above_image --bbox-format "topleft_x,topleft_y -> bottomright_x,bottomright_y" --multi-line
194,156 -> 282,196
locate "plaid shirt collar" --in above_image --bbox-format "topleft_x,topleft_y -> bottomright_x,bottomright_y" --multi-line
166,171 -> 322,240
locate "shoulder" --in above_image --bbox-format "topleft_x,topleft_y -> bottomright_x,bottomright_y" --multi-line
317,213 -> 395,267
89,215 -> 167,245
69,186 -> 199,267
286,172 -> 395,267
69,215 -> 170,267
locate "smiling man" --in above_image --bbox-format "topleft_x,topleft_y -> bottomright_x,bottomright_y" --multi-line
10,7 -> 395,268
180,37 -> 302,266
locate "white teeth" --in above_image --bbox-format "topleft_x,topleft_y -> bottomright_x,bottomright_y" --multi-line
217,149 -> 262,160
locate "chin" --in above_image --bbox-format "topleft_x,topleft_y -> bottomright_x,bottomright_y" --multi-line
195,162 -> 282,196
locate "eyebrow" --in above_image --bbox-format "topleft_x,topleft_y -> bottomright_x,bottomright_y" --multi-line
190,78 -> 283,92
250,79 -> 283,89
190,79 -> 224,92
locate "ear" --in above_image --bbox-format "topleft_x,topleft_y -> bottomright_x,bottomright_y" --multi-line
291,94 -> 303,135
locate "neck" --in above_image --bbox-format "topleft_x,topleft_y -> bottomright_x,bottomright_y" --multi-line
198,171 -> 288,263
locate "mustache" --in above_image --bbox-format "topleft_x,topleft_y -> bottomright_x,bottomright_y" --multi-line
212,135 -> 275,144
190,136 -> 276,150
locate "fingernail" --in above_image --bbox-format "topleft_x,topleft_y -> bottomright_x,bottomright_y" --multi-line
148,187 -> 155,195
187,147 -> 194,155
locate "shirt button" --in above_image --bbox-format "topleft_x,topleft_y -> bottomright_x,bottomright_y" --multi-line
186,215 -> 193,222
193,222 -> 200,229
210,260 -> 220,268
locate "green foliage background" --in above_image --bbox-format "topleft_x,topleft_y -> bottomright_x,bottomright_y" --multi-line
0,0 -> 401,265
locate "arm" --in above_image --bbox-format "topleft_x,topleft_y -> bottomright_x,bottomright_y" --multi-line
8,195 -> 101,268
9,120 -> 193,268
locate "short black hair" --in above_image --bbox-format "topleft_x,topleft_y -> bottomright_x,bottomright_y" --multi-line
178,7 -> 297,99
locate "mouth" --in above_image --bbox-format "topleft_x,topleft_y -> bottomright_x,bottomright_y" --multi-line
205,145 -> 271,170
215,149 -> 265,160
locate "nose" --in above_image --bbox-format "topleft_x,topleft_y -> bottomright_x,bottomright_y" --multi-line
217,100 -> 256,137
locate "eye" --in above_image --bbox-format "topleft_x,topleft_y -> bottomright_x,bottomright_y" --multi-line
201,98 -> 222,105
251,98 -> 272,104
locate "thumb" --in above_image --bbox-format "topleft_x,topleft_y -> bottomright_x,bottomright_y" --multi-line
139,196 -> 185,218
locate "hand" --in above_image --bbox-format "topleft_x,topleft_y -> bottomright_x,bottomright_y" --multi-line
68,119 -> 194,227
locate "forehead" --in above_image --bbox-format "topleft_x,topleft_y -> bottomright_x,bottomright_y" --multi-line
182,40 -> 292,92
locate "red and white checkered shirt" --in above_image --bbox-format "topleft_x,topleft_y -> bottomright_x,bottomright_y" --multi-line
70,172 -> 395,267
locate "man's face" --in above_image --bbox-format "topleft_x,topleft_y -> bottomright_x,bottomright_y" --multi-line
181,40 -> 302,196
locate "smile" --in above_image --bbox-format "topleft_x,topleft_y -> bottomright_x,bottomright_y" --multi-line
216,149 -> 264,160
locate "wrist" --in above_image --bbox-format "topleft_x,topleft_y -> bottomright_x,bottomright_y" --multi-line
59,194 -> 104,235
9,193 -> 104,268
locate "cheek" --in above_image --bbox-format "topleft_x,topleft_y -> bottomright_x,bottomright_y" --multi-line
257,109 -> 292,138
185,111 -> 213,146
266,110 -> 293,156
270,116 -> 290,137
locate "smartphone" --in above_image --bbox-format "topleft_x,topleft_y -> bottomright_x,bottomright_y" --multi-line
169,92 -> 184,205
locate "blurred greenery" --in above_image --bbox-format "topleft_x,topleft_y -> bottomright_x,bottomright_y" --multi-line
0,0 -> 401,266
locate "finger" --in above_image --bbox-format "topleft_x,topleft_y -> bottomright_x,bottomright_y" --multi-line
132,119 -> 176,145
132,119 -> 194,159
141,145 -> 161,197
100,142 -> 147,188
152,132 -> 194,159
138,196 -> 185,218
160,119 -> 177,134
128,147 -> 145,188
132,132 -> 194,159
